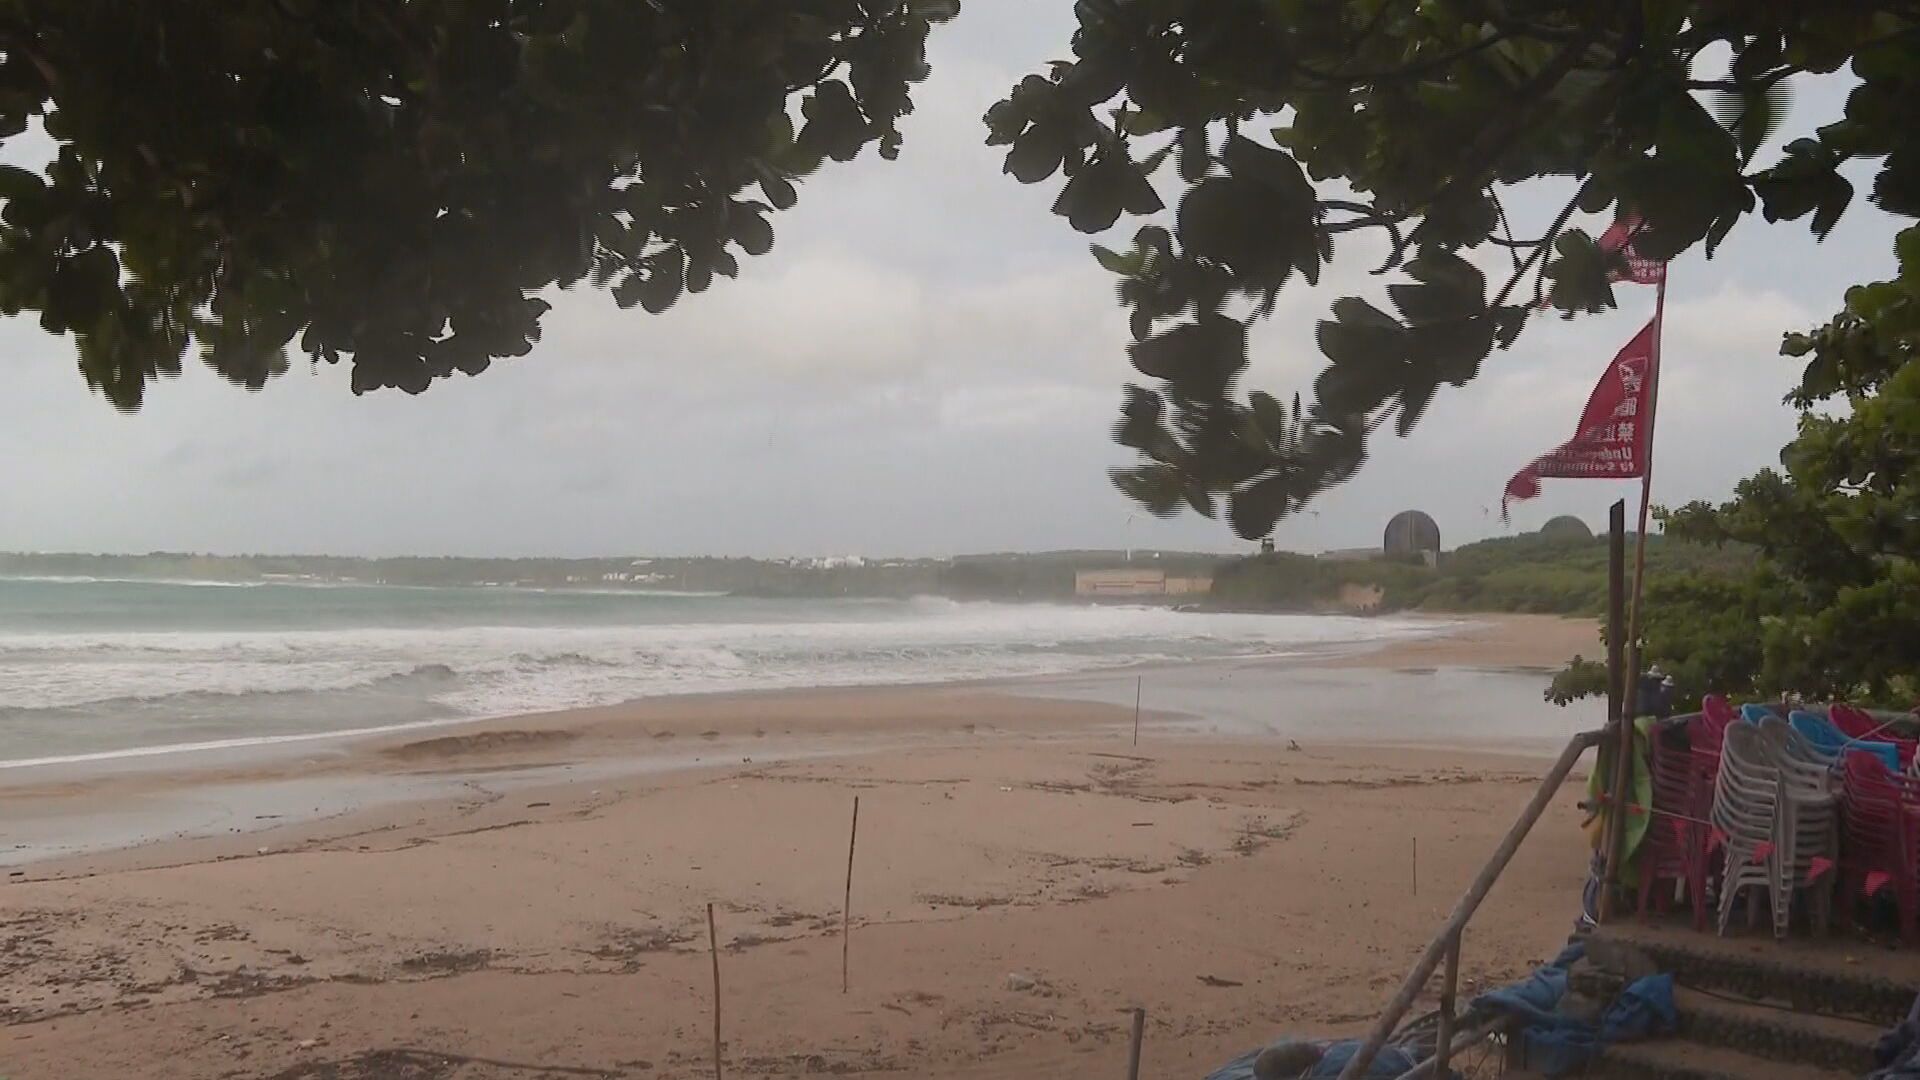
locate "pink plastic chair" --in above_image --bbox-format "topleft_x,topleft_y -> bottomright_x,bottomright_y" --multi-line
1840,752 -> 1920,944
1639,721 -> 1715,929
1695,696 -> 1735,768
1833,703 -> 1918,770
1702,694 -> 1736,731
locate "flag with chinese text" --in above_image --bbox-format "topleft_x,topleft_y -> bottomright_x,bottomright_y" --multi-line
1599,214 -> 1665,285
1503,318 -> 1660,518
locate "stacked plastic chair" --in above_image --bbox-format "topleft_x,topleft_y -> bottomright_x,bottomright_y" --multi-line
1833,703 -> 1919,771
1638,717 -> 1715,928
1697,695 -> 1737,766
1757,717 -> 1842,931
1830,702 -> 1879,740
1839,752 -> 1920,944
1781,711 -> 1841,767
1710,723 -> 1839,938
1790,709 -> 1902,772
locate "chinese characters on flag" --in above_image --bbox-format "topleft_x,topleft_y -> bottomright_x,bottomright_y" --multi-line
1598,214 -> 1665,285
1503,318 -> 1659,519
1535,213 -> 1665,308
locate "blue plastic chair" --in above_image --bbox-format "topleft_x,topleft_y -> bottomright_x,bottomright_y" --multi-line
1790,710 -> 1901,771
1788,711 -> 1843,761
1740,703 -> 1780,725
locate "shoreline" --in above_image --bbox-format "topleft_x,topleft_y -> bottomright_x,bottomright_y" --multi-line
0,614 -> 1602,873
0,613 -> 1605,1080
0,612 -> 1592,777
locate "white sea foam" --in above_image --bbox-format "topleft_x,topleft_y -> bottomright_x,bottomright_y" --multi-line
0,585 -> 1457,766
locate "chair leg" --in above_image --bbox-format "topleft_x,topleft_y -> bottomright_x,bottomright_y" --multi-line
1715,874 -> 1735,936
1840,869 -> 1863,931
1687,841 -> 1711,931
1809,874 -> 1831,939
1717,869 -> 1747,937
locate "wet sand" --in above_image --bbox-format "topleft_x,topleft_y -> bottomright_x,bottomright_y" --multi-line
0,613 -> 1603,1079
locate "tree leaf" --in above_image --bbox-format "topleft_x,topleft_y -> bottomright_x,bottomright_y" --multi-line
1090,243 -> 1134,274
734,208 -> 775,256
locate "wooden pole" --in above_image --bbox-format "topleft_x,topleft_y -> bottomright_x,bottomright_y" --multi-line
1606,499 -> 1628,727
842,795 -> 860,994
1604,275 -> 1668,918
1433,931 -> 1460,1079
708,902 -> 723,1080
1337,729 -> 1603,1080
1133,676 -> 1142,747
1126,1007 -> 1146,1080
1621,274 -> 1669,729
1597,498 -> 1628,922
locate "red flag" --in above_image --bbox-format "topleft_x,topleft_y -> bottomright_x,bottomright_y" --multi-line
1599,213 -> 1665,285
1503,318 -> 1660,519
1537,213 -> 1664,308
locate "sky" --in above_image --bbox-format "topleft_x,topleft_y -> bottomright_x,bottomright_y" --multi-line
0,3 -> 1900,560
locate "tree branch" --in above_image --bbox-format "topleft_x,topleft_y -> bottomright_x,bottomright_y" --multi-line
1346,0 -> 1405,55
1489,187 -> 1525,273
1419,35 -> 1594,225
1492,179 -> 1586,309
0,30 -> 61,95
1290,29 -> 1519,88
1685,65 -> 1805,91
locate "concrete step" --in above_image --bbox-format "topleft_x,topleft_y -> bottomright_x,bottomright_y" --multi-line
1567,967 -> 1884,1074
1671,987 -> 1884,1074
1591,1039 -> 1856,1080
1586,920 -> 1920,1027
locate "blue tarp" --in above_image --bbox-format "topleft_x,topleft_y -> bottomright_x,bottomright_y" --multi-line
1202,941 -> 1675,1080
1471,941 -> 1583,1025
1871,994 -> 1920,1080
1201,1040 -> 1421,1080
1468,941 -> 1676,1077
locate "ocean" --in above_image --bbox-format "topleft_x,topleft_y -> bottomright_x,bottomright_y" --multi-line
0,576 -> 1448,768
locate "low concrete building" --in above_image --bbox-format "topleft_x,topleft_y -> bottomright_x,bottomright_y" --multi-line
1074,569 -> 1212,597
1316,547 -> 1381,563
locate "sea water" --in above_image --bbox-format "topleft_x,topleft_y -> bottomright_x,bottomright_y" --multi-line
0,576 -> 1450,767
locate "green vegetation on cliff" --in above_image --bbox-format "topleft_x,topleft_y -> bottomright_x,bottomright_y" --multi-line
1210,531 -> 1757,618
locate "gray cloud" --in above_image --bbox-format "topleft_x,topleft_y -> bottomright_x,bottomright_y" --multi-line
0,1 -> 1898,558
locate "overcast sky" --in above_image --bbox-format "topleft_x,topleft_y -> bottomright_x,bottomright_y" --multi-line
0,3 -> 1897,559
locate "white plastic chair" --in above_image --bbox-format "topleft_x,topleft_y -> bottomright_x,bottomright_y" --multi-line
1712,724 -> 1837,938
1757,718 -> 1840,933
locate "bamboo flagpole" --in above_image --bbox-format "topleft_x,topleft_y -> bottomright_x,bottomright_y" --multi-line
1594,499 -> 1627,923
1500,213 -> 1668,920
1621,272 -> 1668,705
1602,271 -> 1668,910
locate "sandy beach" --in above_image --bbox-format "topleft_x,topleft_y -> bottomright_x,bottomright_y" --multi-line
1,614 -> 1604,1079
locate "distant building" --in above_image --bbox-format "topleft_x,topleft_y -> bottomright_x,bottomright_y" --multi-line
1312,510 -> 1442,566
1074,569 -> 1212,598
1164,575 -> 1212,596
1540,515 -> 1594,542
1384,510 -> 1442,558
808,555 -> 866,570
1316,547 -> 1381,563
